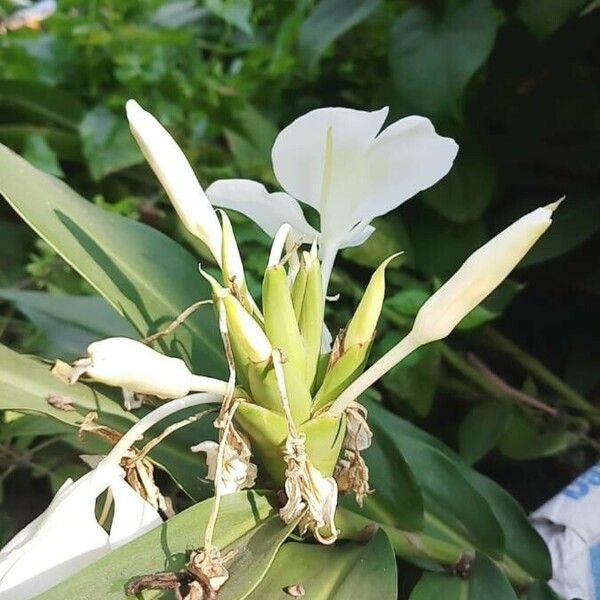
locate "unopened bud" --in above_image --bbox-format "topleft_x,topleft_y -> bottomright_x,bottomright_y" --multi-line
412,203 -> 557,344
298,249 -> 324,386
73,337 -> 226,399
219,210 -> 250,309
126,100 -> 222,262
263,263 -> 305,378
220,293 -> 272,365
343,253 -> 399,350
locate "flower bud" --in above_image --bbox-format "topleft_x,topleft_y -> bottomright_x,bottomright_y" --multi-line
126,100 -> 222,262
219,210 -> 250,310
343,253 -> 399,351
328,202 -> 559,416
75,337 -> 226,399
412,203 -> 557,344
220,293 -> 272,365
297,249 -> 324,386
263,263 -> 305,378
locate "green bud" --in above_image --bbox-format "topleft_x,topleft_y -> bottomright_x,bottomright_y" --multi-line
263,264 -> 305,379
247,360 -> 311,425
234,403 -> 345,485
221,293 -> 271,365
311,343 -> 372,413
343,253 -> 399,351
299,413 -> 346,478
298,249 -> 324,386
219,210 -> 251,311
234,402 -> 289,485
290,264 -> 308,320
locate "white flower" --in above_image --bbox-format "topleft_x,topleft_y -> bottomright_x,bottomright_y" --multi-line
329,201 -> 560,416
411,201 -> 559,344
71,337 -> 228,400
206,107 -> 458,287
0,461 -> 160,600
126,100 -> 223,263
192,440 -> 257,495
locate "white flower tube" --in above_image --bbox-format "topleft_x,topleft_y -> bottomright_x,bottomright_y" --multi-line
126,100 -> 222,262
74,337 -> 228,399
0,462 -> 160,600
329,202 -> 559,415
0,393 -> 222,600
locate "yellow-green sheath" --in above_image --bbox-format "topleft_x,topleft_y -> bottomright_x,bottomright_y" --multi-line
263,264 -> 305,378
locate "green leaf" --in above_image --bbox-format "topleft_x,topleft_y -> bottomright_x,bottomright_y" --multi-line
409,554 -> 517,600
525,580 -> 562,600
458,401 -> 512,464
364,400 -> 551,580
466,474 -> 552,581
358,422 -> 424,530
366,400 -> 505,558
298,0 -> 381,70
0,344 -> 217,500
79,106 -> 143,181
422,151 -> 496,223
0,290 -> 136,361
0,80 -> 84,130
516,0 -> 590,38
498,410 -> 575,460
380,333 -> 441,417
0,142 -> 226,376
206,0 -> 253,35
389,0 -> 503,118
36,492 -> 284,600
22,134 -> 64,177
246,529 -> 397,600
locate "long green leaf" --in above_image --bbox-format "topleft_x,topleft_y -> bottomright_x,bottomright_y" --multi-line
409,554 -> 518,600
246,529 -> 397,599
0,290 -> 137,361
0,142 -> 226,376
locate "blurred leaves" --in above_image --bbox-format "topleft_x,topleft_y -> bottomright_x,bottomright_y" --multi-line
79,106 -> 142,181
298,0 -> 381,70
389,0 -> 503,119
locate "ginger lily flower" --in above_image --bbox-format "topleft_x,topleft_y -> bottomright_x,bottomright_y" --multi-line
69,337 -> 229,401
126,100 -> 223,263
0,461 -> 161,600
206,107 -> 458,289
0,394 -> 222,600
329,201 -> 559,416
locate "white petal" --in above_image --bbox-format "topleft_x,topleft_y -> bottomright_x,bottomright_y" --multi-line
191,440 -> 219,481
108,477 -> 162,547
206,179 -> 317,241
339,223 -> 375,248
271,107 -> 388,239
356,116 -> 458,223
0,465 -> 119,599
126,100 -> 222,261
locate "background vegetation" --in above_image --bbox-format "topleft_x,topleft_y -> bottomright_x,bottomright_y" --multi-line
0,0 -> 598,595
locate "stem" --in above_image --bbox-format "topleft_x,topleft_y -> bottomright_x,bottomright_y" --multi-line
328,330 -> 422,416
105,393 -> 222,465
482,327 -> 598,417
467,353 -> 558,417
319,242 -> 338,298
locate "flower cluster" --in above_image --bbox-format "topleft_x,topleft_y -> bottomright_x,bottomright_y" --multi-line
0,100 -> 557,599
